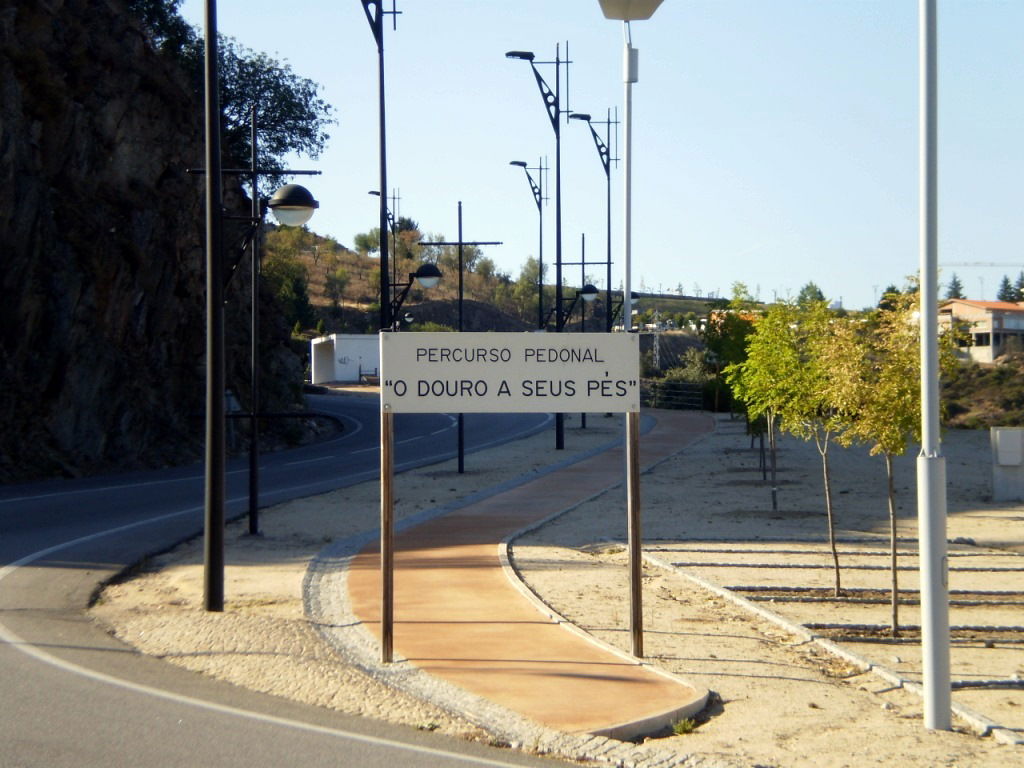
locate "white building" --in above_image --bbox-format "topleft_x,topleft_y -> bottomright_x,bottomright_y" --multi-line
310,334 -> 380,384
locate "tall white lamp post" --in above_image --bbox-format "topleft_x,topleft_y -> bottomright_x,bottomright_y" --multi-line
596,0 -> 664,658
598,1 -> 663,332
917,0 -> 951,731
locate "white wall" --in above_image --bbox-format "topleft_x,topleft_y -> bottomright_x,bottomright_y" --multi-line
310,334 -> 380,384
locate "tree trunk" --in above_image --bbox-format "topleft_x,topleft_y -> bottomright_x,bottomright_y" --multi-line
816,434 -> 841,597
885,452 -> 900,637
768,412 -> 778,513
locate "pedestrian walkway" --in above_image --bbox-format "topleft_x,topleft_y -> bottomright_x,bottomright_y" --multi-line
346,410 -> 715,739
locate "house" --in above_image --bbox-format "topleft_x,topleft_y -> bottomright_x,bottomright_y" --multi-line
939,299 -> 1024,363
310,334 -> 380,384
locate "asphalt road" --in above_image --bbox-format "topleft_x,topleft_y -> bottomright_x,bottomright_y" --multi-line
0,395 -> 560,767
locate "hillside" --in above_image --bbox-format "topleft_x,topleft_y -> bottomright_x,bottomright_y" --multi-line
944,355 -> 1024,428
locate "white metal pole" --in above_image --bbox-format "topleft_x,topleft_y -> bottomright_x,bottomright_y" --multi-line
917,0 -> 951,730
622,23 -> 637,331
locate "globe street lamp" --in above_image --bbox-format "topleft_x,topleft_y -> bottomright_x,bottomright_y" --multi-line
267,183 -> 319,226
509,159 -> 547,329
388,262 -> 441,327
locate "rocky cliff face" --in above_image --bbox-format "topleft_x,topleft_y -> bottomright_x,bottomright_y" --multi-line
0,0 -> 302,482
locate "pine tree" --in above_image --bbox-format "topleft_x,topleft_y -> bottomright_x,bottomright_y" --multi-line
997,275 -> 1015,302
945,273 -> 965,299
1014,271 -> 1024,302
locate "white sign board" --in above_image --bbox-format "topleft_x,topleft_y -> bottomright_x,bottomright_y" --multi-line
380,332 -> 639,413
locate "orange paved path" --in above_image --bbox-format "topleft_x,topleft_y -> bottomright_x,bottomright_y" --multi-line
348,410 -> 714,736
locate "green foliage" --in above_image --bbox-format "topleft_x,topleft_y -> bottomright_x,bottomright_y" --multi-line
997,275 -> 1016,302
877,284 -> 901,311
129,0 -> 333,189
127,0 -> 194,56
263,246 -> 313,330
672,718 -> 698,735
324,267 -> 349,309
796,281 -> 826,306
409,321 -> 455,332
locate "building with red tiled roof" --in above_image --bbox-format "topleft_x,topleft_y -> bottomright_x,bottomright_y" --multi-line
939,299 -> 1024,363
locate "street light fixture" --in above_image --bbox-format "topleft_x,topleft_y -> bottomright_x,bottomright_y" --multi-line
199,0 -> 319,610
598,0 -> 665,19
507,43 -> 571,449
510,159 -> 547,329
388,262 -> 441,328
595,0 -> 664,661
362,0 -> 401,331
267,184 -> 319,226
570,111 -> 616,331
596,0 -> 663,332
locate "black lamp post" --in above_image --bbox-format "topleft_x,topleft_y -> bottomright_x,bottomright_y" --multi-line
507,44 -> 571,449
198,4 -> 317,608
388,262 -> 442,327
202,0 -> 225,613
206,113 -> 319,541
362,0 -> 401,331
368,188 -> 399,312
509,159 -> 547,330
570,110 -> 617,332
418,203 -> 501,473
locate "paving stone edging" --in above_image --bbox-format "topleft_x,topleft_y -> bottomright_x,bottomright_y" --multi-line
642,552 -> 1023,747
303,414 -> 744,768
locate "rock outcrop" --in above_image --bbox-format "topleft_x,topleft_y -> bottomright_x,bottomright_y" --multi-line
0,0 -> 301,482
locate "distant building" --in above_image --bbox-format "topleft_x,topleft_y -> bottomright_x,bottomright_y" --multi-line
310,334 -> 380,384
939,299 -> 1024,364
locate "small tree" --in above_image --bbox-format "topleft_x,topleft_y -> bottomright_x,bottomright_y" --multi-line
703,282 -> 757,412
724,301 -> 799,515
324,267 -> 349,312
830,288 -> 958,635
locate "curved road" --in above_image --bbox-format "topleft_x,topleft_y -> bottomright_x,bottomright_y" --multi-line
0,395 -> 558,767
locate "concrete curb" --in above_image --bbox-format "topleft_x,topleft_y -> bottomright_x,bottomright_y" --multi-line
643,551 -> 1023,746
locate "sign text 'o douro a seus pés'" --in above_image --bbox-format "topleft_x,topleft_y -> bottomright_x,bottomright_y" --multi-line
380,332 -> 639,414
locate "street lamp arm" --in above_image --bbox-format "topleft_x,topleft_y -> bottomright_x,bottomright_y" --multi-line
586,122 -> 611,176
529,64 -> 560,135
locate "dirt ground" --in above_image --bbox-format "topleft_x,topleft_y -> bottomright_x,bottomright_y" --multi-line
93,406 -> 1023,767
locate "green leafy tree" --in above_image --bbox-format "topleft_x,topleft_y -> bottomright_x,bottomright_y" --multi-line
945,273 -> 965,300
878,284 -> 901,311
324,267 -> 349,311
353,228 -> 381,256
262,251 -> 313,330
829,288 -> 958,635
129,1 -> 333,190
702,282 -> 757,412
796,281 -> 826,306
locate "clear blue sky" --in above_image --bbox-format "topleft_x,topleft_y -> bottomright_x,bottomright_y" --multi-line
180,1 -> 1022,310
